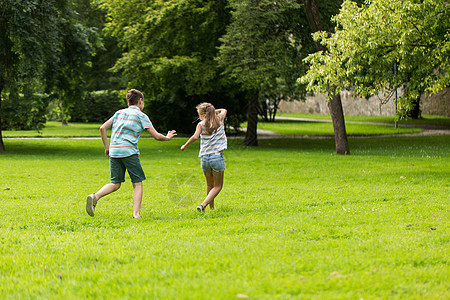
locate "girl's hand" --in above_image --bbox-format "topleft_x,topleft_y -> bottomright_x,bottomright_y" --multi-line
180,144 -> 187,151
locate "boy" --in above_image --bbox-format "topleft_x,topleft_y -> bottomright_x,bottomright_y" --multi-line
86,89 -> 176,218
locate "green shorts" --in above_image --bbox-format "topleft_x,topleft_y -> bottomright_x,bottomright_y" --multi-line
110,154 -> 146,183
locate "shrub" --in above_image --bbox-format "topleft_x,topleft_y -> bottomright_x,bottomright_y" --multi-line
1,93 -> 48,130
69,90 -> 125,123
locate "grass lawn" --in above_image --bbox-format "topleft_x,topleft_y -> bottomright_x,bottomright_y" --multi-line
0,133 -> 448,299
277,113 -> 450,127
4,114 -> 448,138
256,120 -> 423,136
2,121 -> 103,138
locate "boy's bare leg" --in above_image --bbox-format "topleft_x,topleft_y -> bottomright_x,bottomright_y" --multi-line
87,183 -> 121,216
95,183 -> 121,201
204,171 -> 215,209
132,182 -> 143,218
201,171 -> 224,209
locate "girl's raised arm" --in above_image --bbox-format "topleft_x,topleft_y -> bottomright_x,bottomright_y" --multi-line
215,109 -> 227,123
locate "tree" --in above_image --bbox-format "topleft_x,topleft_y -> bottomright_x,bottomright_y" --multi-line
73,0 -> 126,92
0,1 -> 60,152
95,0 -> 247,132
0,0 -> 96,152
301,0 -> 450,123
217,0 -> 308,146
217,0 -> 345,147
46,0 -> 99,125
301,0 -> 350,155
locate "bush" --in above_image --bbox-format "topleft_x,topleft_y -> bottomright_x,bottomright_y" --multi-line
69,90 -> 125,123
144,89 -> 248,134
1,93 -> 48,130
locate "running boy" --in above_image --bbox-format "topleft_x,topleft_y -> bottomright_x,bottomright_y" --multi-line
86,89 -> 176,218
180,103 -> 227,212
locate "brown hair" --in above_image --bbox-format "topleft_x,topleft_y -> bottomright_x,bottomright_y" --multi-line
126,89 -> 144,105
197,102 -> 220,134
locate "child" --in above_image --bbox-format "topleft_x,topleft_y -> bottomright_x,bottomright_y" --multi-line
181,103 -> 227,212
86,89 -> 177,219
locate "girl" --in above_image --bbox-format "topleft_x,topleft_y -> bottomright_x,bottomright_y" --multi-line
181,103 -> 227,212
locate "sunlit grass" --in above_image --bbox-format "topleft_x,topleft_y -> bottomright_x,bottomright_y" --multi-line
256,120 -> 422,136
278,112 -> 450,126
0,136 -> 448,299
4,113 -> 448,138
2,121 -> 102,137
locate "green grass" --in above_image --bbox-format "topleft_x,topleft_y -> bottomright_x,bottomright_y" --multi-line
278,113 -> 450,126
0,135 -> 449,299
256,120 -> 423,136
4,114 -> 449,138
2,121 -> 102,137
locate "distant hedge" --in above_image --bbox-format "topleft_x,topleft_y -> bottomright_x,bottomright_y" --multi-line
2,93 -> 48,130
70,90 -> 125,123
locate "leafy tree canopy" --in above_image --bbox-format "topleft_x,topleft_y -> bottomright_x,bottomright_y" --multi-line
300,0 -> 450,112
95,0 -> 247,132
0,0 -> 98,151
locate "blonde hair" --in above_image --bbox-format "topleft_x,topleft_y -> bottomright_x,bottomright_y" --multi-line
196,102 -> 220,134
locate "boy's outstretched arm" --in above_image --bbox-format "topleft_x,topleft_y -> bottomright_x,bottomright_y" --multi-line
147,127 -> 177,141
100,120 -> 113,157
181,123 -> 202,151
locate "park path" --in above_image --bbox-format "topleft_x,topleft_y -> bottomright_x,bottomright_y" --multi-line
251,116 -> 450,139
4,116 -> 449,140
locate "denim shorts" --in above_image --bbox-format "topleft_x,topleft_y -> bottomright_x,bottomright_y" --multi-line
201,152 -> 225,172
110,154 -> 146,183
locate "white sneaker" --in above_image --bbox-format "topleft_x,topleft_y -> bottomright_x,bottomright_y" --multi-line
86,193 -> 97,217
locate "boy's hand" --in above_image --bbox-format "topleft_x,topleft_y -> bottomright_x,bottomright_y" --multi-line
105,149 -> 110,157
166,130 -> 177,140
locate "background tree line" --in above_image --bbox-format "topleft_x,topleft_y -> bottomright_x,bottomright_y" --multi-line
1,0 -> 448,153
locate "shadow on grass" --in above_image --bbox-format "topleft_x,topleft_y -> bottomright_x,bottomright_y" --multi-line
234,135 -> 450,157
2,135 -> 449,158
2,139 -> 102,158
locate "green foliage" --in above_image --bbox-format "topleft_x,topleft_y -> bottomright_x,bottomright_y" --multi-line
69,90 -> 125,123
0,137 -> 448,298
72,0 -> 126,92
0,1 -> 60,86
217,0 -> 307,101
1,92 -> 48,130
217,0 -> 345,101
300,0 -> 450,106
95,0 -> 246,133
0,0 -> 98,130
45,2 -> 100,122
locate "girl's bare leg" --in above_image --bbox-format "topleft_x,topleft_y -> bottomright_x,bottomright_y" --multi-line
204,171 -> 215,209
201,171 -> 224,209
132,181 -> 143,219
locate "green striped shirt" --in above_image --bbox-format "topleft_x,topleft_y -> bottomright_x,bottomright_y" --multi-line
108,106 -> 153,158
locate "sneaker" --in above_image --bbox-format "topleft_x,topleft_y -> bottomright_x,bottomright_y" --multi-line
86,193 -> 97,217
197,204 -> 205,212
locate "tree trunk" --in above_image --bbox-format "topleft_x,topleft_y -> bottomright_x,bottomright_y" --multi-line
244,92 -> 259,146
303,0 -> 350,155
328,93 -> 350,155
60,100 -> 68,125
409,95 -> 421,119
303,0 -> 326,52
0,84 -> 5,153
